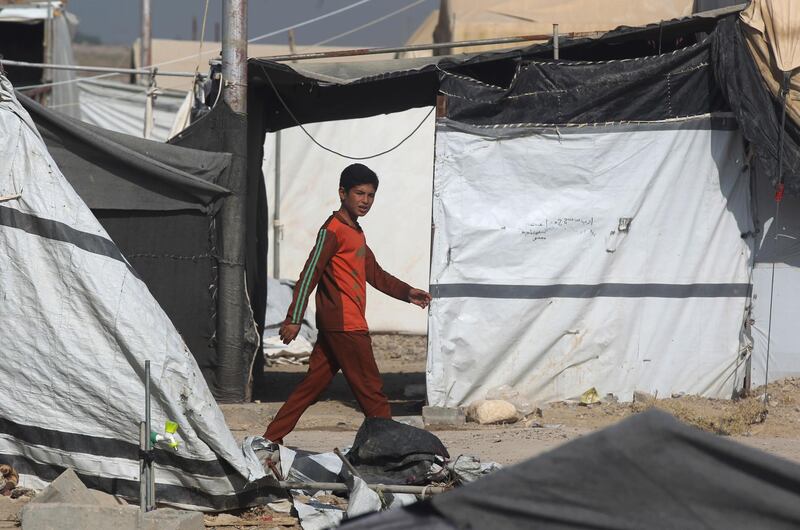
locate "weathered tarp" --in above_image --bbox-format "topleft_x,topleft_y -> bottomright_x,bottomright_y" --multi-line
0,74 -> 269,509
344,410 -> 800,529
429,117 -> 752,405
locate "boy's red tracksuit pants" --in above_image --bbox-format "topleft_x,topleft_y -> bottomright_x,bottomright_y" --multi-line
264,331 -> 391,444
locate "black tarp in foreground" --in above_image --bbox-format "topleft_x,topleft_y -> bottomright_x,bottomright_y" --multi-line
344,410 -> 800,530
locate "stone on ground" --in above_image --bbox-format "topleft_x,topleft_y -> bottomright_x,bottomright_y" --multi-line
466,400 -> 519,425
29,468 -> 95,506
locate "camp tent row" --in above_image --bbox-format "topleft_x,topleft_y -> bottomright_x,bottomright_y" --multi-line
249,3 -> 800,405
2,0 -> 799,509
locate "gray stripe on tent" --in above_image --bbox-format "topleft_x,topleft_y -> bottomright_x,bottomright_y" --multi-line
432,283 -> 751,299
0,416 -> 231,478
436,114 -> 738,138
2,453 -> 283,511
0,205 -> 132,269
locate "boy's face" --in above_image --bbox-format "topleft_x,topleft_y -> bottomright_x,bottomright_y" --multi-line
339,183 -> 377,219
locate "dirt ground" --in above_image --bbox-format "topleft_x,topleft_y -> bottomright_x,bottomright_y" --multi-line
211,334 -> 800,527
224,334 -> 800,465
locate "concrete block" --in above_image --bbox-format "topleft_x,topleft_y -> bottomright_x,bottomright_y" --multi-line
29,468 -> 94,506
422,406 -> 465,427
21,503 -> 203,530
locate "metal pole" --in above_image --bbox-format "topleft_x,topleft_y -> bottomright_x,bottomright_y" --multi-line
217,0 -> 249,401
144,360 -> 153,510
261,33 -> 578,63
553,24 -> 559,60
141,0 -> 152,70
273,130 -> 281,279
222,0 -> 247,113
138,422 -> 146,512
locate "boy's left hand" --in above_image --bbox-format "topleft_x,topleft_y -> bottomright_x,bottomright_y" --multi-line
408,288 -> 432,309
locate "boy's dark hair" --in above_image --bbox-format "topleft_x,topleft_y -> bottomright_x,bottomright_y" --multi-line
339,163 -> 379,191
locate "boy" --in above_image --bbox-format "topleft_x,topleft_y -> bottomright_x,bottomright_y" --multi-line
264,163 -> 431,444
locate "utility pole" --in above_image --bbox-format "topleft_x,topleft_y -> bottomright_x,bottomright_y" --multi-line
141,0 -> 152,70
217,0 -> 250,402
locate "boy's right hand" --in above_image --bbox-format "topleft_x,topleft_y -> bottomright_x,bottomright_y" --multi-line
279,322 -> 301,344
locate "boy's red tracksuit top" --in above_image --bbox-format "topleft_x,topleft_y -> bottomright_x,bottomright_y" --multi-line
285,211 -> 412,331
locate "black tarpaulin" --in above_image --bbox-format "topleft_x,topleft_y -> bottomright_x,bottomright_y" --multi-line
344,410 -> 800,529
248,9 -> 727,133
441,37 -> 726,127
711,16 -> 800,191
18,92 -> 231,212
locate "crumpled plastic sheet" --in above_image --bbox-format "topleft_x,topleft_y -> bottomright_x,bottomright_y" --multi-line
446,455 -> 502,485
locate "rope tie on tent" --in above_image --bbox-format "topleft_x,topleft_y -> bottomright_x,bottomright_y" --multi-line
763,71 -> 792,405
259,64 -> 434,160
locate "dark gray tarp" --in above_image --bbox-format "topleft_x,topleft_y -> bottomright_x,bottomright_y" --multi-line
19,92 -> 231,212
344,410 -> 800,529
248,9 -> 728,132
711,16 -> 800,191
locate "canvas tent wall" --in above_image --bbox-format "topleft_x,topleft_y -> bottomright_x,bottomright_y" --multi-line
18,92 -> 266,403
0,74 -> 270,509
250,7 -> 800,404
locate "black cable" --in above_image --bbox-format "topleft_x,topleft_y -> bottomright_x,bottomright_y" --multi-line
259,64 -> 434,160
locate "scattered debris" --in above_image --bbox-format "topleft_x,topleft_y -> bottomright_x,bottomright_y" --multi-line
446,455 -> 502,485
0,466 -> 18,497
579,388 -> 601,406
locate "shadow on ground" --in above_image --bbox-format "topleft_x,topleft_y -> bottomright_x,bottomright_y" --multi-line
252,370 -> 426,416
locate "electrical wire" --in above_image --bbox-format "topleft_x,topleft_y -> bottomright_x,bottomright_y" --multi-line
17,0 -> 377,91
259,64 -> 433,160
311,0 -> 429,47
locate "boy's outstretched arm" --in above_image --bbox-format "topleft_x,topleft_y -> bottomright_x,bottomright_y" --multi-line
365,246 -> 431,309
281,228 -> 338,344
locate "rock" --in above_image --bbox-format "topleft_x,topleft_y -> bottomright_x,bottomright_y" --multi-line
466,400 -> 519,425
21,504 -> 203,530
422,406 -> 466,427
29,468 -> 95,506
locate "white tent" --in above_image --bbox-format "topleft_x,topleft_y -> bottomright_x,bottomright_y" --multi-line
262,107 -> 436,334
428,118 -> 752,406
0,74 -> 266,510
